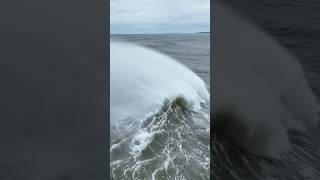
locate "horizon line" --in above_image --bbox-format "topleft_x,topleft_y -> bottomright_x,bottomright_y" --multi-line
110,32 -> 210,35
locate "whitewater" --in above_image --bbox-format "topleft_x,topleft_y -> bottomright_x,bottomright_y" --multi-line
110,40 -> 210,180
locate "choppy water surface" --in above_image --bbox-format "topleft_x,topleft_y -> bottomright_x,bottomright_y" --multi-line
111,9 -> 320,179
110,34 -> 210,180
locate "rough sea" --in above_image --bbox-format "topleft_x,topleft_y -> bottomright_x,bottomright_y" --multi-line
110,2 -> 320,179
110,33 -> 210,180
211,1 -> 320,179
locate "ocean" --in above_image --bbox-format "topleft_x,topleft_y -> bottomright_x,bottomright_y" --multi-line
111,34 -> 210,85
226,0 -> 320,98
211,1 -> 320,179
110,33 -> 210,180
110,2 -> 320,179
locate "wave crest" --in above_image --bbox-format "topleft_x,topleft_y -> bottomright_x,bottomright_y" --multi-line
110,41 -> 209,124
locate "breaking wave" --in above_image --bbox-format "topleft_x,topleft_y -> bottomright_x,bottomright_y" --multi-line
110,41 -> 210,180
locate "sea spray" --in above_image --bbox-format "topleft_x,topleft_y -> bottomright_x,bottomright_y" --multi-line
111,41 -> 209,124
110,40 -> 210,179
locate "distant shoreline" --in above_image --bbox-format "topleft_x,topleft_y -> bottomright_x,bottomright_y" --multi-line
110,32 -> 210,35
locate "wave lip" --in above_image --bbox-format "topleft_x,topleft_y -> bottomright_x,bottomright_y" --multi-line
110,40 -> 209,124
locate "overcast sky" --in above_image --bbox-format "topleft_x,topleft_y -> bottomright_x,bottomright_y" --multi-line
111,0 -> 210,34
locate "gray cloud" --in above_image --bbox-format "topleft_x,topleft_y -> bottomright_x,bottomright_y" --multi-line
111,0 -> 210,33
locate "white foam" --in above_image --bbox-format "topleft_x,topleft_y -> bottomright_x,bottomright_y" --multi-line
130,129 -> 154,156
110,41 -> 209,126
